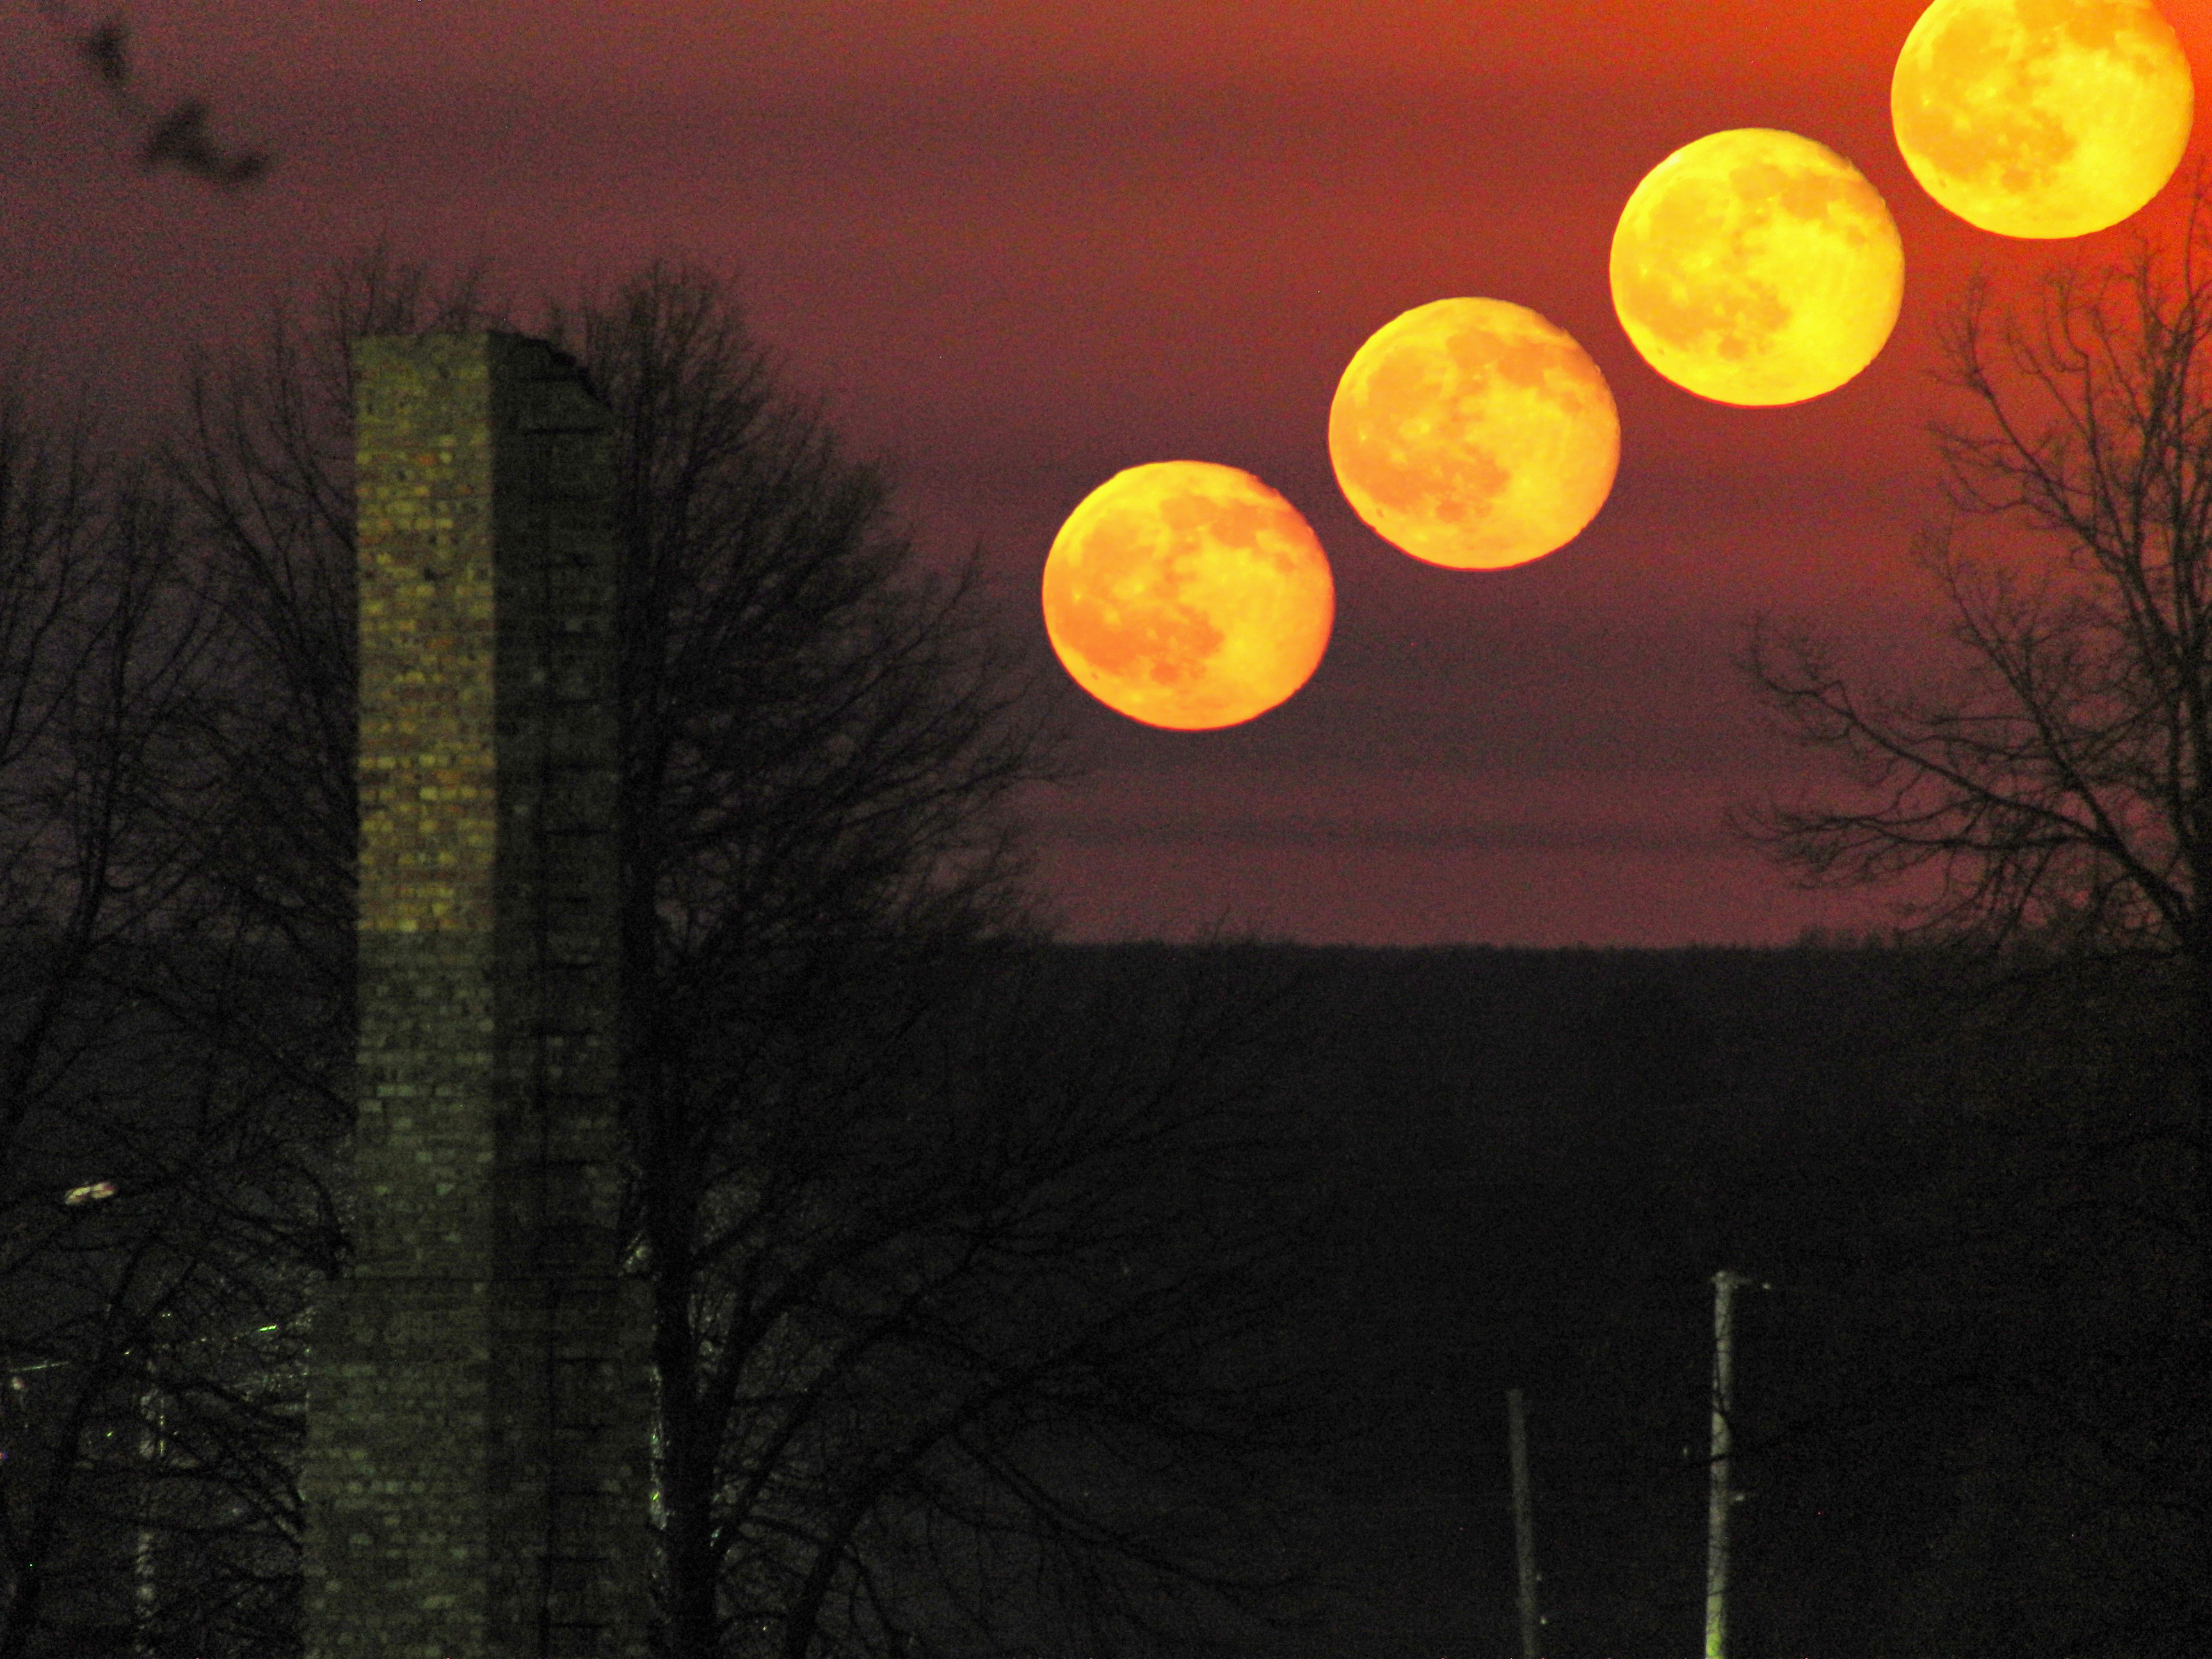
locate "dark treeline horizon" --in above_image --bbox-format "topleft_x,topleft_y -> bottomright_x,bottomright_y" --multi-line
11,923 -> 2098,1656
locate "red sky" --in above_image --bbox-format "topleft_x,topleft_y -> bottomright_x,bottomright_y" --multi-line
4,0 -> 2208,946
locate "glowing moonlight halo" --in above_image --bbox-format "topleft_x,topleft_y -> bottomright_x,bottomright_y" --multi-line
1610,128 -> 1905,406
1041,461 -> 1334,731
1892,0 -> 2193,239
1328,298 -> 1620,572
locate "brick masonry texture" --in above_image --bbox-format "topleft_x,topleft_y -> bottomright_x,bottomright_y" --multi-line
300,333 -> 652,1659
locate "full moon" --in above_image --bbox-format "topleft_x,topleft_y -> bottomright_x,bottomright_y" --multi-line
1610,128 -> 1906,406
1892,0 -> 2193,238
1328,298 -> 1620,572
1041,461 -> 1334,731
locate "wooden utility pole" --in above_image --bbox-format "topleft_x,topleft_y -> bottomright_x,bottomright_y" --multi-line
1704,1270 -> 1766,1659
1506,1387 -> 1541,1659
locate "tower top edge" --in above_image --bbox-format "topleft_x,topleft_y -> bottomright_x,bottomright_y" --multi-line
350,332 -> 611,426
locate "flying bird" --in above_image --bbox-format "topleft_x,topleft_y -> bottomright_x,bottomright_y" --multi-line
140,97 -> 272,188
80,16 -> 128,86
42,3 -> 274,189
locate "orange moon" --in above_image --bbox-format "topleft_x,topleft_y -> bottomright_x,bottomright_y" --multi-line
1891,0 -> 2193,238
1041,461 -> 1334,731
1610,128 -> 1905,406
1327,298 -> 1620,572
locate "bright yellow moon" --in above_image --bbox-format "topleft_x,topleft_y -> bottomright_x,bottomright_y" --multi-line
1610,128 -> 1906,406
1327,298 -> 1620,572
1892,0 -> 2193,238
1041,461 -> 1334,731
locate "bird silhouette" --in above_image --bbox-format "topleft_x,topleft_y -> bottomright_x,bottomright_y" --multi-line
80,17 -> 128,86
140,97 -> 271,188
43,4 -> 274,189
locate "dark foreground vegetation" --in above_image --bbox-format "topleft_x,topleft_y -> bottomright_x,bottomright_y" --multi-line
1197,935 -> 2208,1659
9,928 -> 2201,1658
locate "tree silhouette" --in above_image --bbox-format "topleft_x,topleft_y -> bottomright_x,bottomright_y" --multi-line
119,245 -> 1374,1658
1734,179 -> 2212,1248
645,935 -> 1375,1659
0,367 -> 312,1656
1733,178 -> 2212,1655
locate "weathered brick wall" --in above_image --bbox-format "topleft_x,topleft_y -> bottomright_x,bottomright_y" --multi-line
301,333 -> 651,1659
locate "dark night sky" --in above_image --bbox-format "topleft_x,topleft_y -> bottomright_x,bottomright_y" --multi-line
3,0 -> 2206,945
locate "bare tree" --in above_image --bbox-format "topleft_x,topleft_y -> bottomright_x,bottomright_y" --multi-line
29,1 -> 271,189
1740,193 -> 2212,947
646,936 -> 1377,1659
1733,178 -> 2212,1655
0,368 -> 314,1656
1734,174 -> 2212,1202
139,245 -> 1374,1658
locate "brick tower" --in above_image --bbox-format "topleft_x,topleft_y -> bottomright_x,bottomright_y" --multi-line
300,333 -> 652,1659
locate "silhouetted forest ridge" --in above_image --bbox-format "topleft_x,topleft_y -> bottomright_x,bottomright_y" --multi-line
4,928 -> 2199,1658
1002,937 -> 2205,1659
